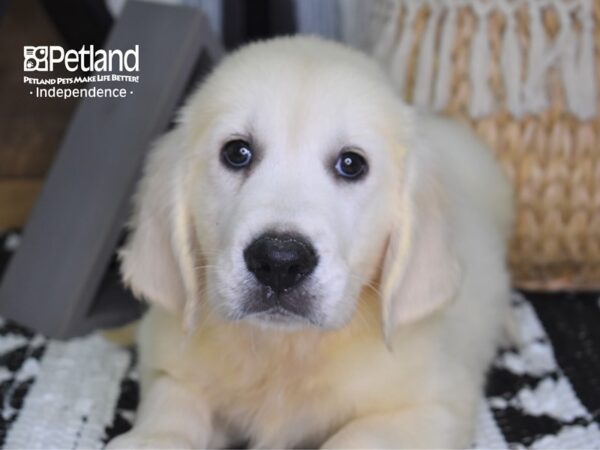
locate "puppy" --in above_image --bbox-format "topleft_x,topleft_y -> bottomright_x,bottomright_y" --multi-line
108,36 -> 513,449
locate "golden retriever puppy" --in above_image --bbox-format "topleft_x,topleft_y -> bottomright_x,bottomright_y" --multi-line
108,36 -> 513,449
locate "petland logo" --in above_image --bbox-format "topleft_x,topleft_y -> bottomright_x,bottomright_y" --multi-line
24,45 -> 139,72
23,45 -> 140,99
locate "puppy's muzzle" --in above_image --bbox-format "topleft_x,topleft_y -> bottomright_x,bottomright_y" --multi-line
244,233 -> 318,294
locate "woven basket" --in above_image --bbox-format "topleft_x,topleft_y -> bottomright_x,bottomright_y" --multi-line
348,0 -> 600,289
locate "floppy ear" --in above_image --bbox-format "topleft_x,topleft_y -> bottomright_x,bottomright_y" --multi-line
120,130 -> 199,324
380,142 -> 462,340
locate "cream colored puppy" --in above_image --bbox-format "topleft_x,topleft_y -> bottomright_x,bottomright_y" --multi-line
108,36 -> 513,449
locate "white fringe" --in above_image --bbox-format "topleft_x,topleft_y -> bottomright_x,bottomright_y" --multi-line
523,1 -> 548,114
469,1 -> 495,117
389,0 -> 420,98
414,1 -> 442,107
500,2 -> 523,117
373,0 -> 402,62
574,1 -> 597,120
433,2 -> 457,111
346,0 -> 598,120
558,2 -> 580,118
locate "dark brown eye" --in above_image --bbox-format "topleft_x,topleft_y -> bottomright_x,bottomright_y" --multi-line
334,151 -> 368,180
221,140 -> 253,169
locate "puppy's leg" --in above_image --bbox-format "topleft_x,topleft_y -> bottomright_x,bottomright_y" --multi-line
106,375 -> 213,449
321,402 -> 475,449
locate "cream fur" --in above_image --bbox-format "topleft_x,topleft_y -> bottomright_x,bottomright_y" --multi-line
108,36 -> 513,449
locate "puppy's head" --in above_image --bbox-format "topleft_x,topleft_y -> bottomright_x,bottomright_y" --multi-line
121,37 -> 461,337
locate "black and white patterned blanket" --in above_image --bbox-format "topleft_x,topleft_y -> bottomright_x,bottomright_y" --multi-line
0,231 -> 599,449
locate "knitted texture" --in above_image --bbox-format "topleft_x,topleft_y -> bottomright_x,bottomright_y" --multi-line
339,0 -> 600,289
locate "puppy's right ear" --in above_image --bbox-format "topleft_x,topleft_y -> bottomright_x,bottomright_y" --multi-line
120,131 -> 198,317
380,134 -> 462,342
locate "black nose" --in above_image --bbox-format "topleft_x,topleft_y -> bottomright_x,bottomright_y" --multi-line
244,233 -> 318,293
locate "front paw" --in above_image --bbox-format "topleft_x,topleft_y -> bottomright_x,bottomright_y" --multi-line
106,431 -> 193,449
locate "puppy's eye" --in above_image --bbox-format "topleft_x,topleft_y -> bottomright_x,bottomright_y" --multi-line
334,151 -> 368,180
221,140 -> 253,169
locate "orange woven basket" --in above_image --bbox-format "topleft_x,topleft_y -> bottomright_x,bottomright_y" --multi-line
354,0 -> 600,289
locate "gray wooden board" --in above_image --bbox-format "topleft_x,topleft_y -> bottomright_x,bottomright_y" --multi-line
0,1 -> 221,338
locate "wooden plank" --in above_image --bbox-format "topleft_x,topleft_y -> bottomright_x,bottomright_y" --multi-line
0,1 -> 220,338
0,179 -> 43,229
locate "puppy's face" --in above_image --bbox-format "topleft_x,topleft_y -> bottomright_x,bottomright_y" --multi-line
182,41 -> 408,330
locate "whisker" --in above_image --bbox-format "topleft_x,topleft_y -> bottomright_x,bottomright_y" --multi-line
346,271 -> 384,298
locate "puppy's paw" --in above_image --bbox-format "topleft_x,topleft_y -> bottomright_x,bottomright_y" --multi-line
106,431 -> 193,449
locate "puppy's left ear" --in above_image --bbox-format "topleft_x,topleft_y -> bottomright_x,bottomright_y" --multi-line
119,130 -> 200,329
380,141 -> 462,340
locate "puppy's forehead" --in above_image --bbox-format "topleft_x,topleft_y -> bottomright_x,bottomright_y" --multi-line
207,45 -> 394,142
242,66 -> 365,108
250,68 -> 359,148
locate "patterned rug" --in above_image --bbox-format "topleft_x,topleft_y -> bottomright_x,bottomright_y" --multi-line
0,230 -> 599,449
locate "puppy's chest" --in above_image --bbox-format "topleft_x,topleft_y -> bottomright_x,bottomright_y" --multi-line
192,331 -> 379,445
206,339 -> 343,420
